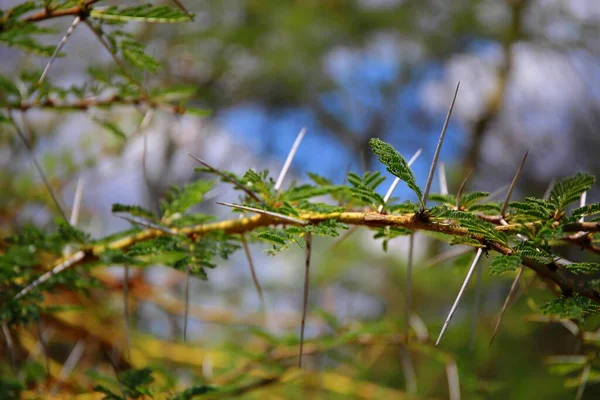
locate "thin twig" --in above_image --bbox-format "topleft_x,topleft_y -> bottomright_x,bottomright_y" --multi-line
183,266 -> 190,342
241,234 -> 265,311
37,16 -> 81,89
6,111 -> 68,224
299,232 -> 312,368
406,234 -> 415,340
170,0 -> 193,17
400,346 -> 417,394
500,151 -> 528,217
1,322 -> 17,373
106,350 -> 127,400
422,82 -> 460,209
123,265 -> 131,360
423,247 -> 471,269
84,19 -> 143,88
455,169 -> 473,208
489,265 -> 524,347
116,214 -> 178,236
216,202 -> 308,225
36,319 -> 51,379
275,127 -> 306,191
470,256 -> 483,351
436,248 -> 483,346
189,154 -> 262,203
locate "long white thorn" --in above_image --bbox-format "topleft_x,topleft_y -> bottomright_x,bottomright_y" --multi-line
422,82 -> 460,209
37,16 -> 81,88
436,248 -> 483,346
580,192 -> 587,223
446,360 -> 461,400
439,162 -> 449,195
400,346 -> 417,394
70,177 -> 84,226
217,202 -> 308,225
378,149 -> 422,212
52,339 -> 85,393
15,251 -> 86,300
275,127 -> 306,191
575,363 -> 591,400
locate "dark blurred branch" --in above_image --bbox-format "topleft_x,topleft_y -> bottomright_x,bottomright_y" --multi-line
462,0 -> 529,175
4,96 -> 186,114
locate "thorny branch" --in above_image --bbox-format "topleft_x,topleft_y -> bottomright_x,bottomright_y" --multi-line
18,210 -> 600,305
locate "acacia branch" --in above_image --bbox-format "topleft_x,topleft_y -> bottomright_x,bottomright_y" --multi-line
4,96 -> 186,114
21,210 -> 600,304
21,1 -> 102,23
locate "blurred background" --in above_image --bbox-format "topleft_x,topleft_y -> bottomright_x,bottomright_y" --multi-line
2,0 -> 600,398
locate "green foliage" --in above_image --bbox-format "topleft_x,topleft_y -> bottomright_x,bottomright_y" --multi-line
95,368 -> 155,400
459,191 -> 489,208
90,5 -> 193,24
563,263 -> 600,274
427,193 -> 456,206
0,378 -> 22,400
430,206 -> 508,244
112,203 -> 156,220
373,226 -> 412,251
509,198 -> 556,222
369,138 -> 423,206
541,295 -> 600,322
572,203 -> 600,219
346,171 -> 385,209
549,173 -> 595,211
513,241 -> 554,265
467,202 -> 502,214
489,254 -> 521,276
160,180 -> 214,221
169,385 -> 217,400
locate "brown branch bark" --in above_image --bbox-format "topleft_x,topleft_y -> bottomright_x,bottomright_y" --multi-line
24,210 -> 600,307
22,1 -> 102,23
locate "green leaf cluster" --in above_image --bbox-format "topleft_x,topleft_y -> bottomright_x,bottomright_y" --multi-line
369,138 -> 423,206
541,295 -> 600,322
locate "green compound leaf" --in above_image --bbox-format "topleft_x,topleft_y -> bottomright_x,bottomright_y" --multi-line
369,138 -> 423,206
112,203 -> 156,220
459,191 -> 489,208
430,206 -> 508,244
563,262 -> 600,274
91,5 -> 193,23
550,173 -> 595,211
160,180 -> 214,221
541,295 -> 600,322
572,203 -> 600,219
489,254 -> 521,276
